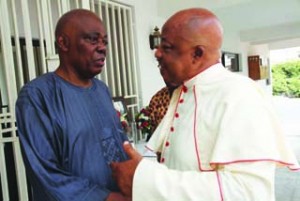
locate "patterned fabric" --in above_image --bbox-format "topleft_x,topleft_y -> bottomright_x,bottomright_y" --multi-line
148,87 -> 172,134
101,137 -> 124,164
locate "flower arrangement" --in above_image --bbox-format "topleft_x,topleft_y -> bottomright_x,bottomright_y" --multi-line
135,106 -> 152,136
116,110 -> 130,133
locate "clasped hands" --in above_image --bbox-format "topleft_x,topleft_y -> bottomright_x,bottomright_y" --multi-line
110,141 -> 143,197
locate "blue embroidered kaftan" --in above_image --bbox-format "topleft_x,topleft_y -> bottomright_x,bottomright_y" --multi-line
16,73 -> 128,201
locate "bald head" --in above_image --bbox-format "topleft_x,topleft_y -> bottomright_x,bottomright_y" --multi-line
55,9 -> 103,43
155,8 -> 224,85
163,8 -> 223,57
54,9 -> 107,86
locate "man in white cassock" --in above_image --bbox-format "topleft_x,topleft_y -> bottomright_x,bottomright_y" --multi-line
111,7 -> 299,201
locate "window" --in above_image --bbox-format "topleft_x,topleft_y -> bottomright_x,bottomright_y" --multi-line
91,1 -> 140,121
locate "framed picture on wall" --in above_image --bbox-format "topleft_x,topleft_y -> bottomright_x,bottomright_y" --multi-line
112,96 -> 128,116
221,51 -> 240,72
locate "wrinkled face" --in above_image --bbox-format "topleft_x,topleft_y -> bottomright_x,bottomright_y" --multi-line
155,24 -> 195,86
68,16 -> 108,79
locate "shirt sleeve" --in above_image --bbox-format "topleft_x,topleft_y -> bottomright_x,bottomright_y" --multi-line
133,159 -> 276,201
16,89 -> 110,201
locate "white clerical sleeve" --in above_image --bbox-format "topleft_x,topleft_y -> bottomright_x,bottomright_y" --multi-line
133,159 -> 276,201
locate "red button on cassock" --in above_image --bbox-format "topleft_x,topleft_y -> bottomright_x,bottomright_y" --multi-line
182,86 -> 188,93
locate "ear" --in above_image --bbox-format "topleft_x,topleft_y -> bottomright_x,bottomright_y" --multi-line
192,46 -> 203,65
56,35 -> 69,51
194,46 -> 203,58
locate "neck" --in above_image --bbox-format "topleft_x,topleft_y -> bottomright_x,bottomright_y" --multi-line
167,85 -> 178,96
55,67 -> 92,88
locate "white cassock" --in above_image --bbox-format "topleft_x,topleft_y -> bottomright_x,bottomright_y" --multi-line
132,63 -> 299,201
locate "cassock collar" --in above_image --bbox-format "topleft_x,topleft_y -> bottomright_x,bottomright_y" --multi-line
182,63 -> 226,89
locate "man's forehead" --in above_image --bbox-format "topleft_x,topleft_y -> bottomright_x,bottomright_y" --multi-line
161,26 -> 188,43
161,24 -> 175,39
77,18 -> 106,33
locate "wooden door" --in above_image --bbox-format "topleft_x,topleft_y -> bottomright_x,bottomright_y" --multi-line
248,55 -> 261,80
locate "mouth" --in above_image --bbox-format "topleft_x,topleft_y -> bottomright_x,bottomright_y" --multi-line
94,58 -> 105,67
158,61 -> 165,72
157,63 -> 162,70
159,65 -> 167,76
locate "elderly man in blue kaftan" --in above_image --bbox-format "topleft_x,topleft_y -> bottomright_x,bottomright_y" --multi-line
16,73 -> 128,200
16,9 -> 129,201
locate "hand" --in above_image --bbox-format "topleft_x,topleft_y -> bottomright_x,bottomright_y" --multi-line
110,141 -> 143,197
156,152 -> 162,162
106,192 -> 132,201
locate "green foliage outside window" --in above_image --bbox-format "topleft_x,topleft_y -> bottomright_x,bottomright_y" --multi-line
272,60 -> 300,98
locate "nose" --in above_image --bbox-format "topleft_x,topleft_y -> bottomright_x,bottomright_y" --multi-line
154,46 -> 162,59
99,39 -> 107,48
96,41 -> 107,55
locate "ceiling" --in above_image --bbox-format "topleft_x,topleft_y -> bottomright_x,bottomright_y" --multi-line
157,0 -> 300,46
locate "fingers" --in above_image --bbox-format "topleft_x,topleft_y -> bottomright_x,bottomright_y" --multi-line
123,141 -> 133,155
123,141 -> 142,161
110,162 -> 117,180
110,162 -> 121,180
110,162 -> 117,170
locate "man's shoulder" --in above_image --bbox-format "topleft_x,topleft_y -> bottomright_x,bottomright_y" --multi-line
92,77 -> 107,87
212,72 -> 266,102
16,73 -> 56,106
92,78 -> 111,95
20,73 -> 55,92
153,87 -> 169,98
149,86 -> 170,107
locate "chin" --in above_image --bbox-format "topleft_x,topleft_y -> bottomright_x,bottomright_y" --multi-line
97,67 -> 103,73
91,71 -> 102,78
92,66 -> 103,75
85,71 -> 101,79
